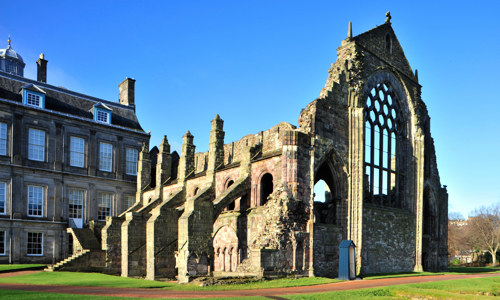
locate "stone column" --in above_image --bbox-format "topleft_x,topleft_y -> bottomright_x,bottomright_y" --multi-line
347,90 -> 365,275
413,131 -> 425,272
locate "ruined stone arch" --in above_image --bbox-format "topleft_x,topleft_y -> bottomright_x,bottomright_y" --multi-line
313,148 -> 348,225
213,225 -> 239,272
256,171 -> 274,207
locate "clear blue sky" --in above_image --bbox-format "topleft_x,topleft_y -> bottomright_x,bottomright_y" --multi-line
2,1 -> 499,218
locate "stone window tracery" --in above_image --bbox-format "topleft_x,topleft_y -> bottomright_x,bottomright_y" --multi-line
364,82 -> 404,208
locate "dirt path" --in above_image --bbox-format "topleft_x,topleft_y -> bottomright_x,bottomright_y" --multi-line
0,272 -> 499,298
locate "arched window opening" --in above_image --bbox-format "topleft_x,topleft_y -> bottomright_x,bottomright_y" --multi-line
260,173 -> 273,206
224,180 -> 236,211
314,163 -> 337,224
193,187 -> 199,196
364,82 -> 404,208
385,34 -> 392,53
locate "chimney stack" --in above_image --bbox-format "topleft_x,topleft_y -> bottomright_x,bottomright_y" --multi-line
36,53 -> 47,83
119,77 -> 136,107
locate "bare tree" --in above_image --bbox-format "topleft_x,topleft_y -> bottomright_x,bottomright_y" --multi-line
448,212 -> 469,259
468,203 -> 500,266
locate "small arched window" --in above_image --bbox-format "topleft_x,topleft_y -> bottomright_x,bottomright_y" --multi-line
260,173 -> 273,206
226,180 -> 235,211
364,82 -> 404,208
193,187 -> 199,196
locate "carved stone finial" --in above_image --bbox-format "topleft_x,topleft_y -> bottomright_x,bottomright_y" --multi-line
385,11 -> 392,24
7,35 -> 11,47
348,21 -> 352,38
39,53 -> 45,60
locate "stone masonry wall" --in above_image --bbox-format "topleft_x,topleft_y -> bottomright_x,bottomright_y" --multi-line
362,204 -> 415,274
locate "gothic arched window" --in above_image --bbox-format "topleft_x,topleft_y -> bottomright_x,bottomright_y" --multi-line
364,82 -> 404,208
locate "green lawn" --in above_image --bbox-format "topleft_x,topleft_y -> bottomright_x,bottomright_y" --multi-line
362,266 -> 500,280
0,264 -> 46,272
0,276 -> 498,299
285,276 -> 500,299
0,271 -> 339,291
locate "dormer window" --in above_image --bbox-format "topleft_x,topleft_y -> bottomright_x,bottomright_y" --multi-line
93,103 -> 112,125
21,84 -> 45,109
97,110 -> 109,123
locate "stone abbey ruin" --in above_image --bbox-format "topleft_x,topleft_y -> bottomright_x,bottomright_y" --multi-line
57,17 -> 448,282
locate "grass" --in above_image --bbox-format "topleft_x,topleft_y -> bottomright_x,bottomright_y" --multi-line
0,264 -> 46,272
0,276 -> 498,299
0,271 -> 339,291
362,266 -> 500,280
0,289 -> 268,300
285,276 -> 500,299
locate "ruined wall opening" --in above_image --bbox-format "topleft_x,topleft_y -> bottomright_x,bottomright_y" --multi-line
364,81 -> 405,208
226,180 -> 235,211
314,162 -> 337,224
260,173 -> 273,206
213,226 -> 239,272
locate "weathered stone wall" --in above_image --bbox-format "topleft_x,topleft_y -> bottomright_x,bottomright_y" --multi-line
361,204 -> 415,274
313,224 -> 343,277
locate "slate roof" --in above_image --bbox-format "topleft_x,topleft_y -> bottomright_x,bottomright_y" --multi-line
0,71 -> 146,132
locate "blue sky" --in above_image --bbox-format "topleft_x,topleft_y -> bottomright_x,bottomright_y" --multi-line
2,1 -> 499,217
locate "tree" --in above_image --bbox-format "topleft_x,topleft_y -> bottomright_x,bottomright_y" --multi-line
448,212 -> 469,260
467,203 -> 500,266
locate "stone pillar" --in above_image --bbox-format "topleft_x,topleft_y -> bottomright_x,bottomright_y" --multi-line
136,143 -> 151,201
53,123 -> 62,171
206,115 -> 225,181
121,212 -> 148,277
12,113 -> 23,165
413,131 -> 425,272
177,188 -> 214,283
177,131 -> 195,183
347,90 -> 365,275
88,130 -> 96,176
156,136 -> 172,191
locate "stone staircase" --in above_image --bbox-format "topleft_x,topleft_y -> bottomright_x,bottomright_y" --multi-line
45,227 -> 103,272
45,249 -> 90,272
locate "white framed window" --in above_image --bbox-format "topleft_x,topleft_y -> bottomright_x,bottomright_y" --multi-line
97,192 -> 112,221
27,232 -> 43,256
28,185 -> 43,217
28,128 -> 45,161
26,92 -> 42,107
125,148 -> 138,175
0,182 -> 5,215
96,110 -> 109,123
125,195 -> 135,209
69,189 -> 84,219
0,231 -> 5,255
0,122 -> 7,156
99,142 -> 113,172
70,136 -> 85,167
